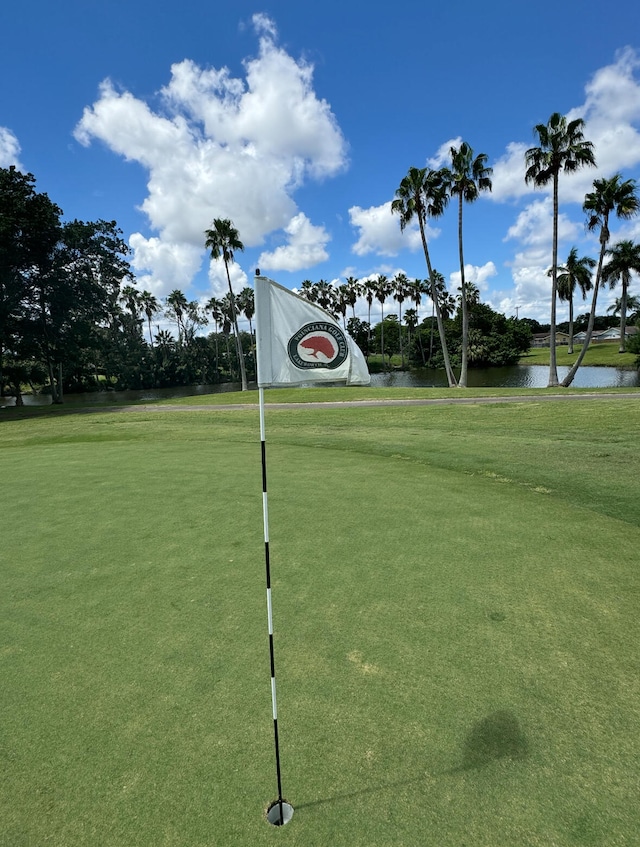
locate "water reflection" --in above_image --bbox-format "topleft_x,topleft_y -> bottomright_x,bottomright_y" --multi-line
371,365 -> 639,389
2,365 -> 638,407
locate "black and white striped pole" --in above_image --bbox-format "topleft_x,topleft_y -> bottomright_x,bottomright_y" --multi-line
259,384 -> 293,827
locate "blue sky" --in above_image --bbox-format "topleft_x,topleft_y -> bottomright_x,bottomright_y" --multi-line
2,0 -> 640,327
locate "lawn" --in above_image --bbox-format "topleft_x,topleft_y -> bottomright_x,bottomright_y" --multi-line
519,340 -> 637,368
2,393 -> 639,846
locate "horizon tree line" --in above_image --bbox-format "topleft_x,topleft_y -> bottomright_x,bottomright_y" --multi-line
3,113 -> 640,401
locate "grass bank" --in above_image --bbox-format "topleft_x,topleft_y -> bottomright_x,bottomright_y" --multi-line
2,396 -> 639,845
519,340 -> 637,368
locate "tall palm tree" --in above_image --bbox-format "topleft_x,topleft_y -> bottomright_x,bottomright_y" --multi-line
525,112 -> 596,386
601,240 -> 640,352
391,166 -> 457,386
403,307 -> 418,360
428,271 -> 447,363
335,284 -> 349,328
562,175 -> 639,387
204,218 -> 248,390
392,272 -> 410,368
447,143 -> 493,386
165,289 -> 188,344
344,276 -> 361,320
205,296 -> 224,377
554,248 -> 595,354
363,278 -> 375,354
120,284 -> 143,318
140,290 -> 160,346
373,275 -> 391,368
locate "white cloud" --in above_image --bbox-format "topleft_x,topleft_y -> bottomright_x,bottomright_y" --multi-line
505,198 -> 579,253
349,201 -> 440,256
128,234 -> 204,297
258,212 -> 329,271
492,48 -> 640,207
0,127 -> 23,169
426,137 -> 462,169
74,15 -> 347,296
450,261 -> 498,294
206,256 -> 249,299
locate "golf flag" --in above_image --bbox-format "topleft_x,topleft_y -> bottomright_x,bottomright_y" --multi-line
255,274 -> 370,387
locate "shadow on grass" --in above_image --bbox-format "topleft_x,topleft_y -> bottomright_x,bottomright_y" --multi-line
452,709 -> 529,772
296,710 -> 529,811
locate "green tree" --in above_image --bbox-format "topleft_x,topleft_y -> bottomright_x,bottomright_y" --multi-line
392,272 -> 410,368
140,291 -> 160,346
525,112 -> 596,386
0,166 -> 62,397
204,218 -> 248,391
391,166 -> 457,386
601,240 -> 640,352
446,142 -> 493,386
344,276 -> 361,320
373,274 -> 391,367
237,286 -> 256,375
205,297 -> 224,378
562,176 -> 639,387
555,248 -> 595,354
165,289 -> 188,344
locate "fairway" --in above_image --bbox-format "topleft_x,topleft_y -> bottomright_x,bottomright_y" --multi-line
2,394 -> 639,846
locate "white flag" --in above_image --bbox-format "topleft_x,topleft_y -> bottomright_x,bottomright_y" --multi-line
255,275 -> 370,387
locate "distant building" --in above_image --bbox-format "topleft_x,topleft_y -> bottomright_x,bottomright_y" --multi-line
531,332 -> 570,348
533,326 -> 639,347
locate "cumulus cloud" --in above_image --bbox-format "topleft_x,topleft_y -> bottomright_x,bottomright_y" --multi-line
74,15 -> 347,296
449,261 -> 498,294
349,201 -> 439,256
505,198 -> 579,253
0,127 -> 23,169
258,212 -> 330,271
426,137 -> 462,169
492,48 -> 640,207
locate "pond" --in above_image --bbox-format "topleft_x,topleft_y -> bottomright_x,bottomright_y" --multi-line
2,365 -> 638,407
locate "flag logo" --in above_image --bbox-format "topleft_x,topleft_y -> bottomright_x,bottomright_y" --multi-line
287,322 -> 349,370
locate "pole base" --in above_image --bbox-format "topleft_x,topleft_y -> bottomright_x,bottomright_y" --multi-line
266,800 -> 294,826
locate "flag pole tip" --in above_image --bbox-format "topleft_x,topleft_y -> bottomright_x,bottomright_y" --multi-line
266,800 -> 294,827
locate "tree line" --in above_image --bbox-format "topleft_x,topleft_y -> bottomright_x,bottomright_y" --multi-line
2,111 -> 639,401
387,118 -> 638,389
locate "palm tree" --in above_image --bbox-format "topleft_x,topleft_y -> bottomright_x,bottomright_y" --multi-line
364,278 -> 375,353
554,248 -> 595,354
403,307 -> 418,360
562,175 -> 639,387
391,166 -> 457,386
165,289 -> 188,344
601,240 -> 640,352
139,290 -> 160,346
204,218 -> 248,390
205,296 -> 224,377
335,284 -> 349,328
373,275 -> 391,367
344,276 -> 361,320
428,271 -> 447,363
447,143 -> 493,386
392,272 -> 410,368
608,294 -> 640,319
300,280 -> 317,302
314,279 -> 336,314
525,112 -> 596,386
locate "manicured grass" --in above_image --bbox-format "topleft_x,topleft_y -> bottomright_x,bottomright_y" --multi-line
520,340 -> 637,368
2,397 -> 640,846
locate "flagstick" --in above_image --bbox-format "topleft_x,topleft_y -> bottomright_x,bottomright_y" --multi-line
259,386 -> 285,825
